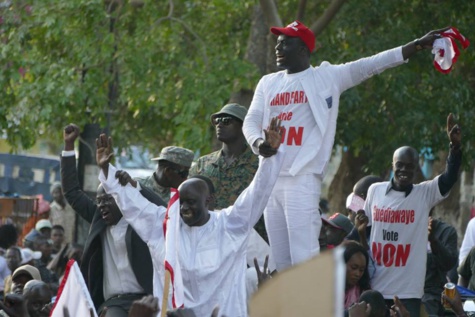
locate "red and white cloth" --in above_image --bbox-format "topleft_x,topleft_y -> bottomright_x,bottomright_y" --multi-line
163,189 -> 184,309
432,27 -> 470,74
51,259 -> 97,317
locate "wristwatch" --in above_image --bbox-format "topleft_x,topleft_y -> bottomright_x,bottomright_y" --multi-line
414,39 -> 423,51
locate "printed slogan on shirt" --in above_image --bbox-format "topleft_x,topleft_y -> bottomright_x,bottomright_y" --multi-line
270,90 -> 308,146
371,205 -> 415,268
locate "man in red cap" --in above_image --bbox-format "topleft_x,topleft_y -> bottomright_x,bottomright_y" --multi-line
243,20 -> 448,271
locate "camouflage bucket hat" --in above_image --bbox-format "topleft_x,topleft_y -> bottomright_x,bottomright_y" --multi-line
151,146 -> 194,168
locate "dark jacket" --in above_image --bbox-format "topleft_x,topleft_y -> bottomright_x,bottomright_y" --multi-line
424,219 -> 458,291
422,218 -> 458,316
61,155 -> 165,310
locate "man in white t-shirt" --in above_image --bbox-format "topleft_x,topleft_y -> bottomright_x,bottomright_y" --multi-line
243,20 -> 449,271
364,114 -> 461,317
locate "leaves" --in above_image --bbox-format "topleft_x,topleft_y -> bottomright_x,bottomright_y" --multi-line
0,0 -> 474,175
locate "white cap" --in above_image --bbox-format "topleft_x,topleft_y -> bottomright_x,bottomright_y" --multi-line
35,219 -> 52,232
21,248 -> 42,264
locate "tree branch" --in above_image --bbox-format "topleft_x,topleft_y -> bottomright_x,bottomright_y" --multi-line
296,0 -> 307,21
259,0 -> 282,27
309,0 -> 347,37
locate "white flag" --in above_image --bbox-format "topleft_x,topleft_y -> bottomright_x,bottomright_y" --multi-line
51,259 -> 98,317
163,189 -> 184,308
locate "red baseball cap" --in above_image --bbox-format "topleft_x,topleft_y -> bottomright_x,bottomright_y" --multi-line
271,20 -> 315,53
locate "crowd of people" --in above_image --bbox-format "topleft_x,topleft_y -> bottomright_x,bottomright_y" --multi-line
0,21 -> 471,317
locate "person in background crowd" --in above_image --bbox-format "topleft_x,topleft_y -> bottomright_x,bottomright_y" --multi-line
11,265 -> 41,295
0,293 -> 29,317
322,213 -> 354,249
31,236 -> 58,293
457,245 -> 475,291
23,220 -> 52,251
343,241 -> 371,310
137,146 -> 194,204
358,290 -> 387,317
3,247 -> 22,295
22,280 -> 52,317
20,249 -> 41,266
423,214 -> 458,316
34,220 -> 51,240
459,217 -> 475,266
49,182 -> 76,244
346,176 -> 383,224
0,224 -> 18,299
319,199 -> 330,220
50,225 -> 65,256
21,197 -> 51,249
47,242 -> 83,281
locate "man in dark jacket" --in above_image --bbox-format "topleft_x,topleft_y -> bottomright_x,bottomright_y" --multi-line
60,124 -> 166,317
423,216 -> 458,316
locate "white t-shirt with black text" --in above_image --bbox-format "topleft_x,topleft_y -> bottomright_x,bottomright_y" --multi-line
364,176 -> 446,299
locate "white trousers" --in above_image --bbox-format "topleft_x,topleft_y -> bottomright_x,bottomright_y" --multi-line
264,174 -> 322,271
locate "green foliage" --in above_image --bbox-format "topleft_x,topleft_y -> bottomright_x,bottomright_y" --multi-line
0,0 -> 258,153
1,0 -> 474,175
316,0 -> 475,173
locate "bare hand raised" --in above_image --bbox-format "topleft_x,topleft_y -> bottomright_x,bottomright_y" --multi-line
63,124 -> 80,151
389,296 -> 410,317
253,255 -> 272,288
257,117 -> 282,157
355,210 -> 368,235
96,133 -> 114,171
264,117 -> 282,149
446,113 -> 461,148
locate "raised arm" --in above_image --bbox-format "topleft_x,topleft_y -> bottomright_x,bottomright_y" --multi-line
226,117 -> 284,232
331,27 -> 451,94
438,113 -> 462,196
60,124 -> 97,223
96,134 -> 166,243
243,79 -> 277,157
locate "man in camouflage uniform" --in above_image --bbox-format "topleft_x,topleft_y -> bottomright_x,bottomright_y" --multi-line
137,146 -> 194,204
189,103 -> 267,242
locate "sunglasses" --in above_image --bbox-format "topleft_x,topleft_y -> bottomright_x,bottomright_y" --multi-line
212,116 -> 234,126
170,167 -> 189,178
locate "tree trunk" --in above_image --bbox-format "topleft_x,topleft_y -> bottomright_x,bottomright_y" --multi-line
327,149 -> 368,215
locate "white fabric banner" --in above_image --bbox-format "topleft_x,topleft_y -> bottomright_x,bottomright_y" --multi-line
51,259 -> 97,317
